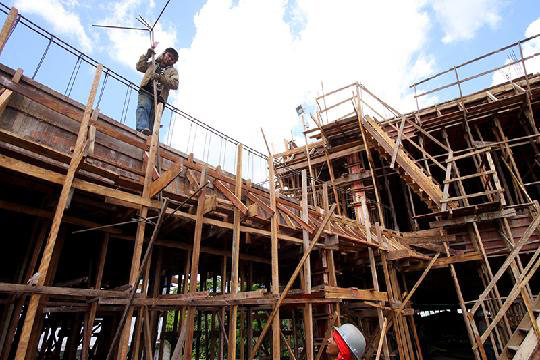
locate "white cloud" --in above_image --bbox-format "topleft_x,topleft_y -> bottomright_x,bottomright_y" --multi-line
15,0 -> 93,52
492,17 -> 540,86
173,0 -> 433,155
97,0 -> 178,71
431,0 -> 503,43
523,17 -> 540,75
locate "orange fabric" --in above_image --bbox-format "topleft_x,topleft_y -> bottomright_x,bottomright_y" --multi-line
332,330 -> 354,360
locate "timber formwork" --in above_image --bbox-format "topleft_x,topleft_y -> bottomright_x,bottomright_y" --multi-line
0,5 -> 540,360
0,6 -> 408,360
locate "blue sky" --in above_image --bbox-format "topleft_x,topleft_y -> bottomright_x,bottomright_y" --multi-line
1,0 -> 539,161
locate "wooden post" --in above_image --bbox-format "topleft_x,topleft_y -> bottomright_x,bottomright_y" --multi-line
117,91 -> 164,359
443,242 -> 484,360
248,204 -> 336,360
268,155 -> 281,359
322,183 -> 341,324
14,65 -> 102,360
0,7 -> 18,56
184,167 -> 209,360
228,144 -> 243,360
220,256 -> 227,360
301,114 -> 318,206
301,170 -> 314,360
82,233 -> 109,360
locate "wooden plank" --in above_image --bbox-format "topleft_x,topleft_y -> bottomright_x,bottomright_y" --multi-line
0,282 -> 126,298
228,144 -> 242,360
0,154 -> 153,207
14,64 -> 102,360
148,160 -> 183,198
247,204 -> 336,360
322,286 -> 388,302
429,208 -> 516,227
213,179 -> 248,216
401,252 -> 482,272
0,7 -> 17,55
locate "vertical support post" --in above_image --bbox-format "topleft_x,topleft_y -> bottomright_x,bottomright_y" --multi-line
117,97 -> 164,360
268,155 -> 281,359
443,242 -> 485,360
301,115 -> 318,206
14,65 -> 102,360
220,255 -> 227,360
184,167 -> 209,360
228,144 -> 243,360
301,170 -> 314,360
82,233 -> 109,360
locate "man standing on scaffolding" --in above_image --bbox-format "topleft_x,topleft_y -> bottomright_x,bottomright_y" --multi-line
135,42 -> 179,135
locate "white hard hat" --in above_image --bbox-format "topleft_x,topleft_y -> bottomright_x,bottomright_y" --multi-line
335,323 -> 366,360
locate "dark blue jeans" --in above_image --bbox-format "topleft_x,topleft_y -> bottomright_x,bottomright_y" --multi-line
136,91 -> 154,132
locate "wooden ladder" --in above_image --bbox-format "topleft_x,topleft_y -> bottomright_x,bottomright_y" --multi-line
360,115 -> 444,210
499,295 -> 540,360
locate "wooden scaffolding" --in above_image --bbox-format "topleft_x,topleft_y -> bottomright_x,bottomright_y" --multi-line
0,5 -> 539,360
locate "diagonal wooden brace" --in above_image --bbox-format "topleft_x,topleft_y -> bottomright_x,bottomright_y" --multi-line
149,160 -> 183,198
276,202 -> 315,233
213,179 -> 248,216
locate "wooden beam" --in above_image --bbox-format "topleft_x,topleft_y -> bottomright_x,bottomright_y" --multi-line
277,202 -> 315,234
246,192 -> 274,216
213,179 -> 248,216
0,154 -> 153,208
322,286 -> 388,302
14,64 -> 102,360
0,7 -> 17,55
148,160 -> 183,198
0,282 -> 126,298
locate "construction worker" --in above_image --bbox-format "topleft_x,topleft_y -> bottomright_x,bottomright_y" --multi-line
326,323 -> 366,360
135,42 -> 179,135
